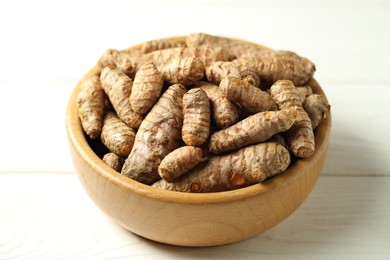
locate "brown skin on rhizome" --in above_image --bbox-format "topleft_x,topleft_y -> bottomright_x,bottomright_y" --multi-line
77,33 -> 329,192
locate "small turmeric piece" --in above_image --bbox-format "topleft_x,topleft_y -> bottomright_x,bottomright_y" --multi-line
232,57 -> 260,73
98,49 -> 138,77
296,85 -> 313,103
102,152 -> 125,172
142,47 -> 190,67
194,81 -> 240,129
270,80 -> 315,158
158,56 -> 205,86
189,44 -> 231,66
130,61 -> 164,115
303,94 -> 331,129
101,111 -> 136,157
186,33 -> 232,49
152,142 -> 291,192
77,75 -> 105,139
252,50 -> 316,86
158,146 -> 203,182
142,44 -> 226,77
240,69 -> 261,88
208,109 -> 298,154
121,84 -> 186,184
187,33 -> 316,86
219,77 -> 277,114
186,32 -> 265,60
100,67 -> 143,128
182,88 -> 210,146
229,43 -> 266,60
141,38 -> 184,54
206,61 -> 248,85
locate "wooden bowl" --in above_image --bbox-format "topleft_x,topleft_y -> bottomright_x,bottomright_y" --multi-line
66,36 -> 331,247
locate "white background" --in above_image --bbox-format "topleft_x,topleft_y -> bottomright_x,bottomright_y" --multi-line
1,0 -> 389,259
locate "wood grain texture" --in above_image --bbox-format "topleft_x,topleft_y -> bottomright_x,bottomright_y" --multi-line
1,1 -> 389,82
321,82 -> 390,176
0,173 -> 389,259
0,80 -> 76,172
0,0 -> 389,257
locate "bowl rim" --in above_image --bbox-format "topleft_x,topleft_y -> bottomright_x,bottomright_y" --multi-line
66,36 -> 331,205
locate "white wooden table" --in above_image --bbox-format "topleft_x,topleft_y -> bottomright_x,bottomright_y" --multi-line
1,1 -> 389,259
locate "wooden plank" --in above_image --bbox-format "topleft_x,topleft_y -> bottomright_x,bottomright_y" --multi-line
0,1 -> 389,82
322,82 -> 390,176
0,80 -> 76,172
0,173 -> 389,259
